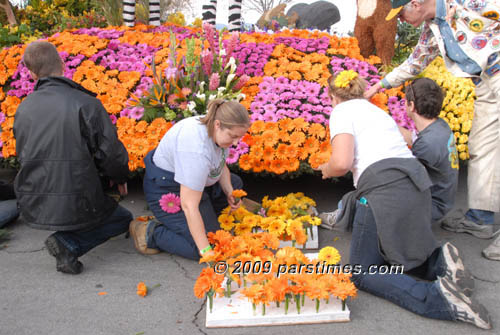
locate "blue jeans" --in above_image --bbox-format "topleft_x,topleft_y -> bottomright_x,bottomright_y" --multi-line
465,209 -> 495,225
143,150 -> 243,260
349,201 -> 454,320
52,205 -> 132,257
0,199 -> 19,228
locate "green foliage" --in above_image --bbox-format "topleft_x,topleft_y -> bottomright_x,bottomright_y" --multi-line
92,0 -> 123,26
0,23 -> 31,47
0,157 -> 20,170
393,22 -> 422,65
16,0 -> 106,36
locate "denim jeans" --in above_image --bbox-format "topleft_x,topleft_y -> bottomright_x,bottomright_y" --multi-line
349,200 -> 455,320
465,208 -> 495,225
0,199 -> 19,228
143,150 -> 243,260
52,205 -> 132,257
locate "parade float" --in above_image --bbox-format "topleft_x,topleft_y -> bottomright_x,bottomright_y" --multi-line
0,22 -> 475,176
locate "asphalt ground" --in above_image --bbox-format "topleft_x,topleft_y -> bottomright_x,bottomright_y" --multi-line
0,164 -> 498,335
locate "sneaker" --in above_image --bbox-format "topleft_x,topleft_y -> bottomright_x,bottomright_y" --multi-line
45,235 -> 83,275
441,242 -> 474,297
437,277 -> 492,330
482,234 -> 500,261
129,219 -> 160,255
441,216 -> 495,239
318,209 -> 339,230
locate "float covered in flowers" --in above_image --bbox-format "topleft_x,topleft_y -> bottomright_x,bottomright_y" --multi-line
0,23 -> 475,176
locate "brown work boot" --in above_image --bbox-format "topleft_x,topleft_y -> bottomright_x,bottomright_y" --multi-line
45,235 -> 83,274
129,219 -> 160,255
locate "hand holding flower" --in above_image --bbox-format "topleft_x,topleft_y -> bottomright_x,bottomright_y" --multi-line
230,189 -> 247,209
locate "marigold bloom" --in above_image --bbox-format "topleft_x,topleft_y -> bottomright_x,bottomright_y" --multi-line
232,189 -> 247,198
137,282 -> 147,297
218,214 -> 235,231
318,246 -> 341,265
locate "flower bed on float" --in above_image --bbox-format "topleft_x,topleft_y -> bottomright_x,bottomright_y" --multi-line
0,23 -> 474,175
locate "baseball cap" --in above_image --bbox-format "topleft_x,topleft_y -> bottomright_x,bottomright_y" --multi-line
386,0 -> 412,21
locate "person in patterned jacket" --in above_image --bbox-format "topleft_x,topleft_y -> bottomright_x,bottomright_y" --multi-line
366,0 -> 500,260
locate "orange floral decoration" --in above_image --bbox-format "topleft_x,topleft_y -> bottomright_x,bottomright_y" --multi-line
231,189 -> 247,198
0,24 -> 403,176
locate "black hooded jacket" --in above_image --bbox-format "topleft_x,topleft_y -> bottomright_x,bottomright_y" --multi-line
13,77 -> 129,231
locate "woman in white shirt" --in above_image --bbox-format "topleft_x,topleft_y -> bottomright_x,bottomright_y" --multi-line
130,99 -> 250,260
316,70 -> 490,329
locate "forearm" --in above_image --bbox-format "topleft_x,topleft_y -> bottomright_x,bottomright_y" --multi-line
323,160 -> 350,178
383,23 -> 439,88
218,165 -> 233,196
320,134 -> 354,179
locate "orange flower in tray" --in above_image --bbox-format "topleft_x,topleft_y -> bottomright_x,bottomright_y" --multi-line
329,280 -> 358,311
240,284 -> 266,315
194,268 -> 224,313
266,277 -> 289,307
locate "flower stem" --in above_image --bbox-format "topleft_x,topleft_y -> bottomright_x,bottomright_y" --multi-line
225,277 -> 232,298
262,303 -> 266,316
285,295 -> 289,315
252,303 -> 256,316
208,292 -> 214,313
342,299 -> 346,311
276,301 -> 280,308
301,293 -> 305,306
295,294 -> 301,314
315,298 -> 320,313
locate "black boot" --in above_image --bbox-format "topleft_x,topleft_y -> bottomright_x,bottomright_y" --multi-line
45,235 -> 83,274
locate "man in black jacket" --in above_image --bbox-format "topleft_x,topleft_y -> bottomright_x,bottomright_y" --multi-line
13,41 -> 133,274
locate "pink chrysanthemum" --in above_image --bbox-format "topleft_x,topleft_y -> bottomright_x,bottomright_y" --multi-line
159,193 -> 181,213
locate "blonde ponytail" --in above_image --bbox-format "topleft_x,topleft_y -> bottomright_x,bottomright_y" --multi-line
200,99 -> 250,138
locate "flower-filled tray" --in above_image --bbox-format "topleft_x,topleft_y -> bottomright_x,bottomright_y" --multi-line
241,197 -> 319,249
205,253 -> 350,328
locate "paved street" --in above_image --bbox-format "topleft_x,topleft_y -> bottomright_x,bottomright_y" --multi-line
0,165 -> 498,335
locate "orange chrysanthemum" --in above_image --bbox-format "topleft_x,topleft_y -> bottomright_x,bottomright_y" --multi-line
232,189 -> 248,198
137,282 -> 147,297
238,153 -> 253,171
249,120 -> 266,134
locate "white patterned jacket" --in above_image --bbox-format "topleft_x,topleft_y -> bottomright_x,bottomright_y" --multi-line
382,0 -> 500,88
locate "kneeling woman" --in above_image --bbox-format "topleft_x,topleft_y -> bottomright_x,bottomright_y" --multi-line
131,99 -> 250,260
317,71 -> 490,329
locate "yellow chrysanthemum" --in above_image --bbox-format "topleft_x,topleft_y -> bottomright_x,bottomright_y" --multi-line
318,246 -> 341,265
218,214 -> 235,231
234,222 -> 254,236
334,70 -> 358,88
267,218 -> 286,236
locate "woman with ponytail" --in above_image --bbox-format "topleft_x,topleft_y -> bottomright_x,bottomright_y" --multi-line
131,99 -> 250,260
316,70 -> 491,329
